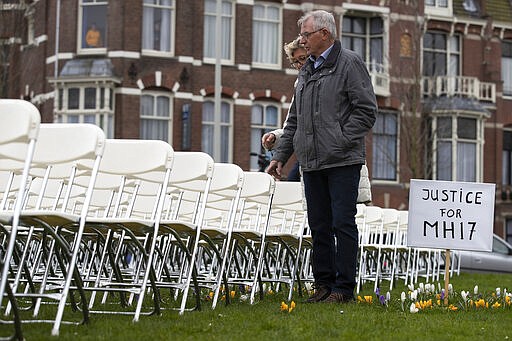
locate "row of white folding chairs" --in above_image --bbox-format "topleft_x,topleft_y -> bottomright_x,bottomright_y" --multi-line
0,100 -> 310,338
355,204 -> 458,294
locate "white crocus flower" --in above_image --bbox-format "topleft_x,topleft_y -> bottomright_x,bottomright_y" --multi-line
408,284 -> 414,292
410,290 -> 418,301
474,285 -> 479,295
410,302 -> 419,313
496,287 -> 501,297
448,283 -> 453,294
418,283 -> 424,293
461,290 -> 468,302
401,291 -> 406,302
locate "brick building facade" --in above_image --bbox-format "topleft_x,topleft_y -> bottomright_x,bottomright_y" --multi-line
1,0 -> 512,241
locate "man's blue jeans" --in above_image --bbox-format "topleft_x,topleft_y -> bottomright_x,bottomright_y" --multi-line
302,164 -> 361,297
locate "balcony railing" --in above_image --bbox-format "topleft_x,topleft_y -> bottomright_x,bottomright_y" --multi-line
422,76 -> 496,103
368,62 -> 390,97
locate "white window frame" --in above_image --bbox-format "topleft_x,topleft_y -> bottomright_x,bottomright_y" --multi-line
372,111 -> 398,182
251,3 -> 282,69
203,0 -> 235,65
502,40 -> 512,98
431,114 -> 484,182
201,99 -> 233,163
141,0 -> 176,57
340,10 -> 390,96
140,91 -> 173,143
423,31 -> 460,77
503,129 -> 512,186
250,102 -> 280,171
54,82 -> 115,138
77,0 -> 108,55
425,0 -> 453,17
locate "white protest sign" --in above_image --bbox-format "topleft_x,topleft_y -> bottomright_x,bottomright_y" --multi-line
407,179 -> 495,251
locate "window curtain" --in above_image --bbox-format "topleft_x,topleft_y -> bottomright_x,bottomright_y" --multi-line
204,0 -> 231,59
142,5 -> 154,50
252,5 -> 278,64
160,3 -> 171,52
457,142 -> 476,181
436,141 -> 452,180
502,56 -> 512,96
202,102 -> 215,157
220,102 -> 230,162
372,113 -> 397,180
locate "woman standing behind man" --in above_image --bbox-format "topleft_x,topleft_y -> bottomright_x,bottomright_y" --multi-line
261,37 -> 308,181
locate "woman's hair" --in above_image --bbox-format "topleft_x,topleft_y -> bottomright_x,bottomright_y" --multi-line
283,37 -> 304,61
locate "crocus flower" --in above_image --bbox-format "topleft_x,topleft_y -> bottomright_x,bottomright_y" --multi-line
461,290 -> 468,302
410,302 -> 419,313
474,285 -> 479,295
401,291 -> 406,303
280,301 -> 288,312
492,302 -> 501,309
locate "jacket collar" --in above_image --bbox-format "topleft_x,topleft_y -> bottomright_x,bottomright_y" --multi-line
304,40 -> 341,74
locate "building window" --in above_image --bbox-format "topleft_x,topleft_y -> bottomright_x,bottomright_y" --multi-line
503,131 -> 512,186
423,32 -> 460,77
506,218 -> 512,245
250,103 -> 280,171
79,0 -> 108,52
425,0 -> 448,7
431,115 -> 482,182
372,112 -> 397,181
252,4 -> 281,67
502,41 -> 512,97
54,84 -> 115,138
140,93 -> 172,142
425,0 -> 452,16
203,0 -> 233,62
341,15 -> 384,73
142,0 -> 175,55
202,100 -> 232,163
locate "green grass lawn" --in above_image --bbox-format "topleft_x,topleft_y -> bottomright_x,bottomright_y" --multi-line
3,272 -> 512,340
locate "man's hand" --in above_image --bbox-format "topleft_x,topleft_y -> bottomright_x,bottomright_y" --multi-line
261,132 -> 276,150
266,159 -> 283,179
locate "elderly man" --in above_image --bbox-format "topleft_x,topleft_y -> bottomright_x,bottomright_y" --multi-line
267,10 -> 377,303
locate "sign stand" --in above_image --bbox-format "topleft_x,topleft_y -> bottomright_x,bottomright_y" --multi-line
444,249 -> 450,305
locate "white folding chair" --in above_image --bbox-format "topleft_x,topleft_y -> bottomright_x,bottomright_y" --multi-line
156,152 -> 215,314
262,181 -> 308,302
226,171 -> 275,304
0,99 -> 41,340
78,139 -> 174,322
7,123 -> 105,336
356,205 -> 383,293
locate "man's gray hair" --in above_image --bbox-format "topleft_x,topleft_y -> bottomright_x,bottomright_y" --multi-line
297,10 -> 337,39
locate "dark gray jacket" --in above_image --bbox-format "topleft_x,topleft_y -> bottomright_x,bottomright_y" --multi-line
272,40 -> 377,172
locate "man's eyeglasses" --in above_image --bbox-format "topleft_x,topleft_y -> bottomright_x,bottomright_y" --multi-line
290,55 -> 308,68
299,28 -> 324,40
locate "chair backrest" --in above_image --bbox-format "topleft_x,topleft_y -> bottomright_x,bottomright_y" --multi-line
0,99 -> 41,303
201,163 -> 245,227
268,181 -> 306,235
90,139 -> 174,220
0,99 -> 41,211
234,171 -> 275,233
162,151 -> 215,225
25,123 -> 106,214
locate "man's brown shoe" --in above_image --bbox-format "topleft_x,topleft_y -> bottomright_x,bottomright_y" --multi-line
306,285 -> 331,303
322,292 -> 355,304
